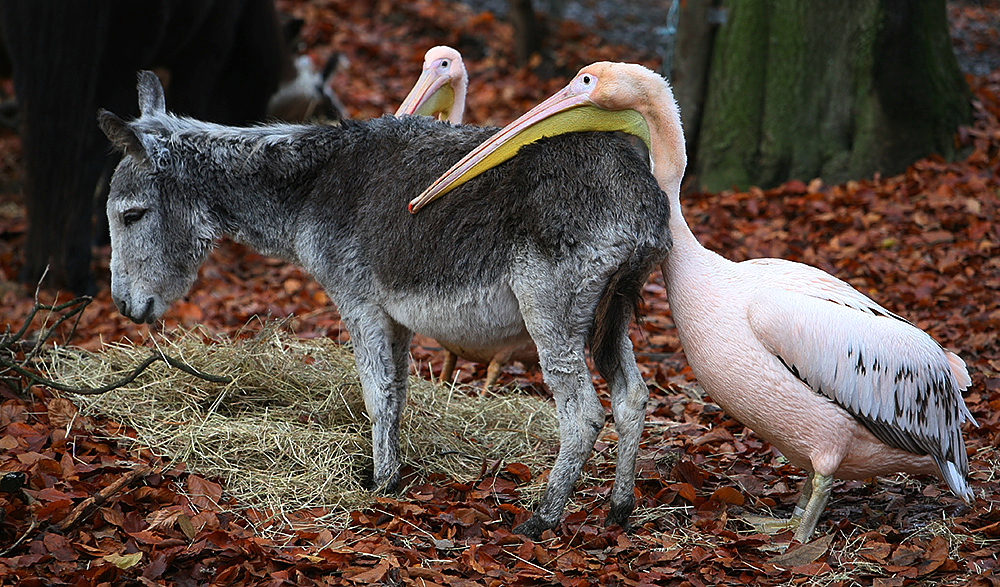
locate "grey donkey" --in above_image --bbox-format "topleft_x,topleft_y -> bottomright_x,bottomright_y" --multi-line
98,71 -> 671,538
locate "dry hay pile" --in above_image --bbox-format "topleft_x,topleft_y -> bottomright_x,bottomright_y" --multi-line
45,322 -> 560,526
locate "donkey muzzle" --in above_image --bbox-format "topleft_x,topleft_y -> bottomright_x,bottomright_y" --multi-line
114,294 -> 157,324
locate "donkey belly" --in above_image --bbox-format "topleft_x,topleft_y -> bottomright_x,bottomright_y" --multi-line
383,283 -> 530,349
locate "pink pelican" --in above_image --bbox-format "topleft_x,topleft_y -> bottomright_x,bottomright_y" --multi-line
396,46 -> 468,124
408,62 -> 976,543
397,46 -> 538,388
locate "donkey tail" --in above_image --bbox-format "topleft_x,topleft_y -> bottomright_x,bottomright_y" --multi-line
589,246 -> 657,383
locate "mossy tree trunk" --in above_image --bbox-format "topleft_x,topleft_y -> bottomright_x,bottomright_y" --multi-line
689,0 -> 971,192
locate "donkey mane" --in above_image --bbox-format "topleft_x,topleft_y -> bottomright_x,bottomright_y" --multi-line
131,113 -> 328,169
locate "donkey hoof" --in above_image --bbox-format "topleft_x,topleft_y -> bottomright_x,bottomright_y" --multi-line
370,472 -> 401,494
513,514 -> 555,540
606,496 -> 635,530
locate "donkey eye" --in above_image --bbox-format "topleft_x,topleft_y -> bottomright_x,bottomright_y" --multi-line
122,208 -> 147,226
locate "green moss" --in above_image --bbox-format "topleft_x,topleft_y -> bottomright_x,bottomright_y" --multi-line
691,0 -> 970,192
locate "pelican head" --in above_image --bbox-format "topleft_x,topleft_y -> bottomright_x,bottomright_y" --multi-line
409,62 -> 663,213
396,46 -> 468,123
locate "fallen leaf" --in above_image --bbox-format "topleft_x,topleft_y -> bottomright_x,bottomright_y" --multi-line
710,486 -> 745,505
46,398 -> 78,429
916,536 -> 951,576
103,551 -> 143,569
177,514 -> 197,541
186,475 -> 223,511
344,557 -> 391,583
769,534 -> 835,567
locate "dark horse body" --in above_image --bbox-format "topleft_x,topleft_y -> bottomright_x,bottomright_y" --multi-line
1,0 -> 293,295
99,72 -> 671,536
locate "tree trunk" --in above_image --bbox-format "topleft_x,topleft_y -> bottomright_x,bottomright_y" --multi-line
510,0 -> 543,67
1,2 -> 112,295
672,0 -> 719,163
691,0 -> 971,192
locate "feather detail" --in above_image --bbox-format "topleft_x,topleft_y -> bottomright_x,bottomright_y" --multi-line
745,260 -> 975,499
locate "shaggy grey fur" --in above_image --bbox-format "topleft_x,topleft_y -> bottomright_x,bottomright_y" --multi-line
99,71 -> 671,537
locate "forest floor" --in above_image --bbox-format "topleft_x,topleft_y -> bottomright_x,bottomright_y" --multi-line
1,1 -> 999,585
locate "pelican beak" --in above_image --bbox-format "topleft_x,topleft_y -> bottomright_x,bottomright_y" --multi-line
409,86 -> 650,212
396,69 -> 455,119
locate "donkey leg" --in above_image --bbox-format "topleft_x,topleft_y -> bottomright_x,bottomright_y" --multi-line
342,307 -> 412,492
515,350 -> 605,538
604,331 -> 649,529
511,270 -> 607,538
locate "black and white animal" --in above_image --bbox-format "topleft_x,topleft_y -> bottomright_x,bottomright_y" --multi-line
99,71 -> 671,537
267,53 -> 347,123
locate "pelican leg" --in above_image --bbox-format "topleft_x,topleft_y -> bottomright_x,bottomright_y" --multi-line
791,472 -> 814,519
440,350 -> 457,384
482,358 -> 504,392
792,473 -> 833,543
482,347 -> 516,394
742,473 -> 814,534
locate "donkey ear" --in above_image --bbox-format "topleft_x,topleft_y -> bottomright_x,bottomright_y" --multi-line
98,109 -> 150,163
136,70 -> 166,116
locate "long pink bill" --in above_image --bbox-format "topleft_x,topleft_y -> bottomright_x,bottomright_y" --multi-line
408,84 -> 649,213
408,86 -> 593,212
396,68 -> 454,119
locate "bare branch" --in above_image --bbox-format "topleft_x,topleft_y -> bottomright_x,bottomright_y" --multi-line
58,464 -> 157,532
1,295 -> 232,395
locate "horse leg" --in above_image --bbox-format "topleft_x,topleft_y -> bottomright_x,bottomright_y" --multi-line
341,304 -> 412,492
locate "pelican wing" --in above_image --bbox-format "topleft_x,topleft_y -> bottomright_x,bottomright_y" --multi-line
745,261 -> 974,497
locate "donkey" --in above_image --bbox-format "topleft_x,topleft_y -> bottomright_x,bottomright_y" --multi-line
98,71 -> 671,537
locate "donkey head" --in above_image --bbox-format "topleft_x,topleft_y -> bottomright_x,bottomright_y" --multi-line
98,71 -> 217,324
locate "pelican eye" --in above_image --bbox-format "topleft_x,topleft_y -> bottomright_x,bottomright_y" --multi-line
441,59 -> 449,68
122,208 -> 147,226
582,74 -> 593,85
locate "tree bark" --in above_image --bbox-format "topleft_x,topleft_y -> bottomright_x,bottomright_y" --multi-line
692,0 -> 971,192
510,0 -> 543,67
672,0 -> 719,166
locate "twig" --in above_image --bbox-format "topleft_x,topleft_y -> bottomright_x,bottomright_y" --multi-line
5,350 -> 232,395
160,353 -> 232,383
0,296 -> 91,353
58,464 -> 157,532
25,297 -> 91,365
5,354 -> 161,394
0,517 -> 38,557
0,292 -> 233,393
